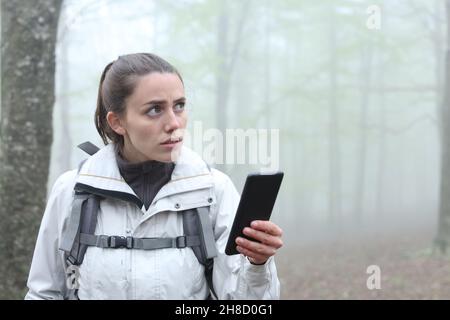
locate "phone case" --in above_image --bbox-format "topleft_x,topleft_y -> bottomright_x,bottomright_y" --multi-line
225,172 -> 284,255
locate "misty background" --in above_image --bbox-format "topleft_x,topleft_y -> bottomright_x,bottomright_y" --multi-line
1,0 -> 449,299
49,0 -> 440,245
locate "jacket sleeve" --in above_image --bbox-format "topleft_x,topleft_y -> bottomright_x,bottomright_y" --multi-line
24,170 -> 76,300
210,169 -> 281,300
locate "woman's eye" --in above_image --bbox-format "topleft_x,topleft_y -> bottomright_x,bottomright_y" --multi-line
174,102 -> 185,113
147,105 -> 162,117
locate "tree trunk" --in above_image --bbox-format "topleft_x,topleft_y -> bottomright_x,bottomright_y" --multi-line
328,5 -> 342,225
355,41 -> 373,223
436,0 -> 450,253
263,0 -> 271,129
0,0 -> 62,299
375,51 -> 387,218
215,0 -> 230,173
434,0 -> 444,110
215,1 -> 250,173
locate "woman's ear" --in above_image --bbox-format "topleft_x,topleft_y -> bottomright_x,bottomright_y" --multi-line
106,111 -> 126,136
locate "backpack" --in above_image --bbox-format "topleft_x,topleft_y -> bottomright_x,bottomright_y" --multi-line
59,142 -> 218,299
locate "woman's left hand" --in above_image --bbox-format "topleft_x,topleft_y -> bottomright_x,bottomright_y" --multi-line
235,220 -> 283,265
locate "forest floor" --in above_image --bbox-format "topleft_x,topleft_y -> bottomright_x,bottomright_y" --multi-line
277,226 -> 450,299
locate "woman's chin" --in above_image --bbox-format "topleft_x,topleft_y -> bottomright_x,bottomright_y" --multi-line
168,146 -> 182,162
149,146 -> 182,163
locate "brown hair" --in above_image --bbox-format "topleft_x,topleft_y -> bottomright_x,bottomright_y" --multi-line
95,53 -> 183,148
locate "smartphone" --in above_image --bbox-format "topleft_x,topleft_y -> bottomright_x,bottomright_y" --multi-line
225,172 -> 284,255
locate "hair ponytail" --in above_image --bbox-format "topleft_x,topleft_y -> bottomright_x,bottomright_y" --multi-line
94,61 -> 124,147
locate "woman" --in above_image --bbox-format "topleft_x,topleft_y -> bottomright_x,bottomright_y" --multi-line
25,53 -> 283,300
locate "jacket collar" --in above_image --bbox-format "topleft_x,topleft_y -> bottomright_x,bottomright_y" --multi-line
74,144 -> 213,208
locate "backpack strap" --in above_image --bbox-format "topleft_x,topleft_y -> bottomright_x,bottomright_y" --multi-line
76,141 -> 100,173
76,193 -> 101,264
183,207 -> 218,299
60,193 -> 102,300
60,193 -> 102,265
192,161 -> 218,299
77,141 -> 100,156
198,207 -> 217,299
78,234 -> 201,250
59,193 -> 89,264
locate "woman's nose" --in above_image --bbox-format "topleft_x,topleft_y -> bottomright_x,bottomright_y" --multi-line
164,109 -> 181,132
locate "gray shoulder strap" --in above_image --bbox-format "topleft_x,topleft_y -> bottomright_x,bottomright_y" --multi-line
182,207 -> 217,262
77,141 -> 100,156
76,194 -> 101,264
76,141 -> 100,173
182,206 -> 218,299
197,207 -> 218,260
59,193 -> 101,265
59,194 -> 89,262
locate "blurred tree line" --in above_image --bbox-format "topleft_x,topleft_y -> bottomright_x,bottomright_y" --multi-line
0,0 -> 449,299
436,0 -> 450,253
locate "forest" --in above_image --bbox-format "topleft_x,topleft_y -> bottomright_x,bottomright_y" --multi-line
0,0 -> 449,299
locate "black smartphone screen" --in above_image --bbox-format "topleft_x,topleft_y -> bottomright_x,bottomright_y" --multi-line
225,172 -> 284,255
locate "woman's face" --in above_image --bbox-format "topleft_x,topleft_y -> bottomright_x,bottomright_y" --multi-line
110,72 -> 187,163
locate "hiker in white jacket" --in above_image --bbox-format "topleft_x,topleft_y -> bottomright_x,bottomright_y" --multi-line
25,53 -> 283,300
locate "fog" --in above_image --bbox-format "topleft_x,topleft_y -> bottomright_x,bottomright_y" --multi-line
0,0 -> 443,299
47,0 -> 441,249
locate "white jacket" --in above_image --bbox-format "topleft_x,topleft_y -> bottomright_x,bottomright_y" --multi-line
25,144 -> 280,300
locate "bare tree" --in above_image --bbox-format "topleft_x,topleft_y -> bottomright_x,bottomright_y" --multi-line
436,0 -> 450,253
327,5 -> 342,225
263,0 -> 271,129
375,47 -> 387,218
355,40 -> 374,222
0,0 -> 62,298
215,0 -> 250,173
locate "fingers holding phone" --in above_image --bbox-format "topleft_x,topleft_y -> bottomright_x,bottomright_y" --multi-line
225,172 -> 284,256
235,220 -> 284,265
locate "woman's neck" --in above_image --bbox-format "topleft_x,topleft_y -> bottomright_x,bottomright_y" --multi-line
119,142 -> 152,164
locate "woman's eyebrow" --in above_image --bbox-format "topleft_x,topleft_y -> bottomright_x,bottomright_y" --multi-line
141,99 -> 165,107
174,97 -> 186,103
141,97 -> 186,107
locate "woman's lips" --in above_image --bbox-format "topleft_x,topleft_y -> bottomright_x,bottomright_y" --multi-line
160,138 -> 183,146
